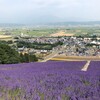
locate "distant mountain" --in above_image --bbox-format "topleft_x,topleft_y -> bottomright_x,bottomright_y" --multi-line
0,23 -> 25,28
45,21 -> 100,26
0,21 -> 100,28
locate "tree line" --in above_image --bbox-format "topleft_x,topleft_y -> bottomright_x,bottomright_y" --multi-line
0,43 -> 38,64
17,41 -> 63,50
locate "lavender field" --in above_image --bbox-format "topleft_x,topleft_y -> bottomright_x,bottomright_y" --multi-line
0,61 -> 100,100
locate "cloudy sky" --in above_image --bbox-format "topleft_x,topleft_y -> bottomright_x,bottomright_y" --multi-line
0,0 -> 100,24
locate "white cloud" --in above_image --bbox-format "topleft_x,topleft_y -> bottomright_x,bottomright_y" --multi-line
0,0 -> 100,23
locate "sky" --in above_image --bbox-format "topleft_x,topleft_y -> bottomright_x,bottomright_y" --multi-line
0,0 -> 100,24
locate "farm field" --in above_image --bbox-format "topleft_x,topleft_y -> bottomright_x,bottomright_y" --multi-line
0,26 -> 100,37
0,28 -> 59,37
0,35 -> 13,41
0,61 -> 99,100
50,31 -> 74,37
88,61 -> 100,72
0,35 -> 12,39
51,55 -> 100,61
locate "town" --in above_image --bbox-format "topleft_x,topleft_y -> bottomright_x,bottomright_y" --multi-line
0,28 -> 100,61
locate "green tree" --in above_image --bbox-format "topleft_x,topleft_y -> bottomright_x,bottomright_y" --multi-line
0,43 -> 20,64
29,54 -> 38,62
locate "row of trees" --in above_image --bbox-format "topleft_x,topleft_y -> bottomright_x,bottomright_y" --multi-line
20,53 -> 38,63
0,43 -> 38,64
17,41 -> 63,50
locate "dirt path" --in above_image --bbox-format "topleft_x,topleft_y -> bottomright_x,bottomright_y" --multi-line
81,60 -> 91,71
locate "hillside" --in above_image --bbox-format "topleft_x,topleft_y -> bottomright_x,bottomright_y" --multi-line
0,61 -> 99,99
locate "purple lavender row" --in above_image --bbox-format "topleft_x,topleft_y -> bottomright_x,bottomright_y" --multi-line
0,61 -> 99,100
0,61 -> 86,71
88,61 -> 100,72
